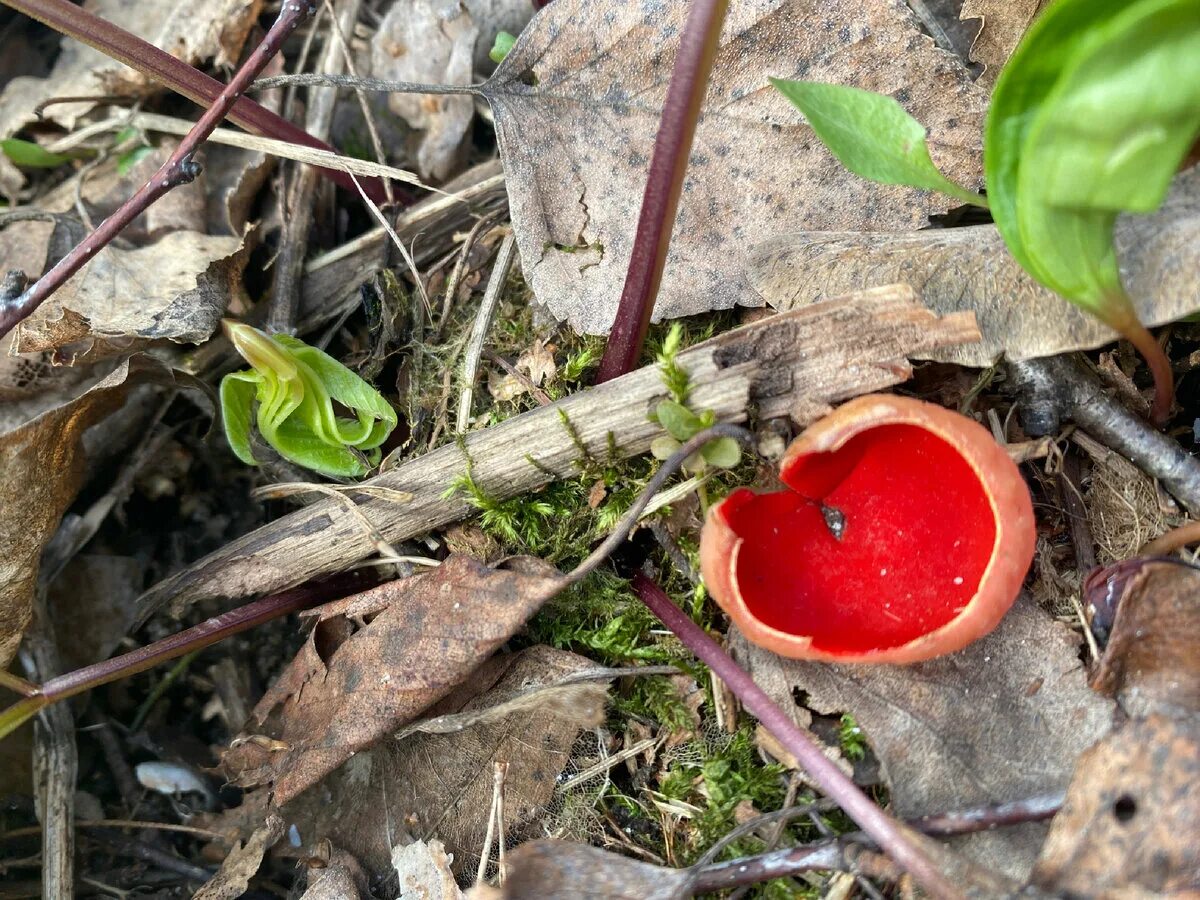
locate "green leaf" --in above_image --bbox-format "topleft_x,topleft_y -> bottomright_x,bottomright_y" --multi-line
489,30 -> 516,64
651,434 -> 681,461
116,144 -> 154,176
655,399 -> 704,442
219,373 -> 260,467
985,0 -> 1200,324
700,436 -> 741,469
220,321 -> 397,478
769,79 -> 986,208
0,138 -> 74,169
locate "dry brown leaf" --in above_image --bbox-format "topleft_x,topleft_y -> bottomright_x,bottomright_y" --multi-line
0,0 -> 262,137
484,0 -> 986,334
731,597 -> 1115,880
300,849 -> 369,900
1089,559 -> 1200,720
193,813 -> 284,900
270,646 -> 601,879
393,839 -> 464,900
220,556 -> 567,805
749,167 -> 1200,367
0,357 -> 182,667
1032,715 -> 1200,895
49,554 -> 141,671
486,841 -> 690,900
372,0 -> 478,182
14,227 -> 246,360
959,0 -> 1050,86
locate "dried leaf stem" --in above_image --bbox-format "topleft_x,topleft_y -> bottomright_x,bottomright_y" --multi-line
0,0 -> 315,341
595,0 -> 730,382
0,0 -> 383,199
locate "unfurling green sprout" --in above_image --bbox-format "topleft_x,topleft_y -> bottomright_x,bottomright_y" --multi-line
220,321 -> 397,478
772,0 -> 1200,425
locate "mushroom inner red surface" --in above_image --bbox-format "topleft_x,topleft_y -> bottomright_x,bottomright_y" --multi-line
721,424 -> 996,654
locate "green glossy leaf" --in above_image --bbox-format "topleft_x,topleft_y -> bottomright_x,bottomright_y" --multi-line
985,0 -> 1200,324
655,399 -> 704,442
219,372 -> 259,466
769,79 -> 986,207
489,30 -> 516,64
700,436 -> 741,469
219,322 -> 397,478
0,138 -> 74,169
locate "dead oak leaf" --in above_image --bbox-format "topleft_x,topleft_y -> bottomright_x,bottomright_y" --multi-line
0,0 -> 262,137
268,646 -> 602,880
484,0 -> 986,334
749,166 -> 1200,367
481,841 -> 690,900
731,597 -> 1114,881
220,555 -> 567,806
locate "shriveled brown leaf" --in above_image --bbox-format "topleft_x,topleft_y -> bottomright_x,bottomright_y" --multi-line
0,0 -> 262,137
484,0 -> 986,333
393,839 -> 464,900
959,0 -> 1049,86
1033,715 -> 1200,895
271,646 -> 601,879
193,813 -> 284,900
1089,559 -> 1200,720
486,841 -> 690,900
220,556 -> 567,805
749,167 -> 1200,367
0,357 -> 186,666
731,597 -> 1114,880
14,228 -> 246,361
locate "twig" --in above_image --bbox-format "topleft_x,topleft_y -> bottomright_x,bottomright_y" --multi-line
269,0 -> 361,334
0,0 -> 316,341
1009,355 -> 1200,515
596,0 -> 730,382
908,792 -> 1063,836
252,72 -> 480,95
631,575 -> 962,900
457,233 -> 517,432
0,0 -> 382,198
88,832 -> 214,884
437,213 -> 498,338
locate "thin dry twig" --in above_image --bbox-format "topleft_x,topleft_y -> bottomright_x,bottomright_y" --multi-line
458,233 -> 518,432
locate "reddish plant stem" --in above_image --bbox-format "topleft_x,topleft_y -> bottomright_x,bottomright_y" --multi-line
1120,318 -> 1174,427
631,573 -> 962,900
0,1 -> 314,342
594,0 -> 729,383
1,0 -> 383,200
0,572 -> 375,740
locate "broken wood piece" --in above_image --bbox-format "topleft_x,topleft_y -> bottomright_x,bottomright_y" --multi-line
136,285 -> 979,622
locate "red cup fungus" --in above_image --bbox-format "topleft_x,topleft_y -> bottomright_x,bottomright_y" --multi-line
700,394 -> 1036,664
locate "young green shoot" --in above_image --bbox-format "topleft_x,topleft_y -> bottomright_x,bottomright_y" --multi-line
221,321 -> 397,478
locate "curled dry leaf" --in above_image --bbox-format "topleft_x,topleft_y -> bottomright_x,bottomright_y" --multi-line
14,227 -> 247,361
300,849 -> 369,900
0,357 -> 196,667
959,0 -> 1050,86
1032,715 -> 1200,895
250,646 -> 601,880
0,0 -> 263,137
393,839 -> 464,900
220,556 -> 567,806
749,167 -> 1200,367
1087,558 -> 1200,720
193,813 -> 284,900
485,0 -> 986,333
730,597 -> 1114,880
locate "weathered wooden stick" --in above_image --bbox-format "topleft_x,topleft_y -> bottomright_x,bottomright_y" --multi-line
136,285 -> 978,622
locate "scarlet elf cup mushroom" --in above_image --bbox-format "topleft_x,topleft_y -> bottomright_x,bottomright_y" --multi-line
700,395 -> 1036,664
